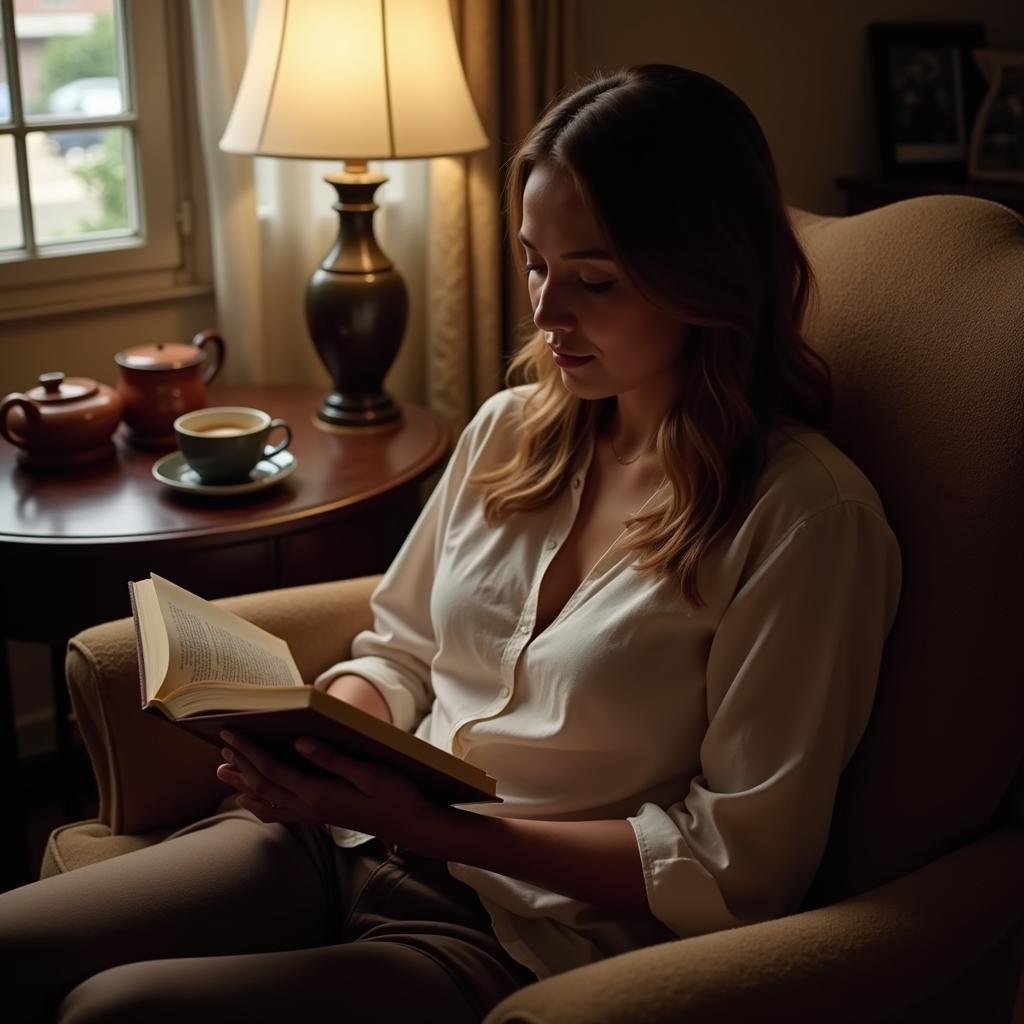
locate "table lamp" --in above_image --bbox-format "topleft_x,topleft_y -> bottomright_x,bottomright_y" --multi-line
220,0 -> 488,429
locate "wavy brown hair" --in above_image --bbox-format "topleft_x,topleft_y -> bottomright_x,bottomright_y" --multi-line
472,64 -> 831,605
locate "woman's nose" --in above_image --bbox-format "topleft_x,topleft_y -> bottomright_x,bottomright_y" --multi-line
532,282 -> 576,334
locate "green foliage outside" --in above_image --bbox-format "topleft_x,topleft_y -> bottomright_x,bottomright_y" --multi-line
36,13 -> 117,110
73,132 -> 128,232
36,12 -> 128,236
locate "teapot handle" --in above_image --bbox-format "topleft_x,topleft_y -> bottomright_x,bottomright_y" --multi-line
0,393 -> 39,448
192,329 -> 226,385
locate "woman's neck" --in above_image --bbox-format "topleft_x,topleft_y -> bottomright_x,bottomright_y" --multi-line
601,394 -> 669,464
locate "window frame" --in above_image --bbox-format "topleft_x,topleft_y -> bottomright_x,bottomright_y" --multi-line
0,0 -> 194,317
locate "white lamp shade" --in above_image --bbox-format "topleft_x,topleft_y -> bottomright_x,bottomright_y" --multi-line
220,0 -> 488,160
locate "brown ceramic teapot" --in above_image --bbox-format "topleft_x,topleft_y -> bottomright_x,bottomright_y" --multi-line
0,371 -> 125,469
115,328 -> 226,448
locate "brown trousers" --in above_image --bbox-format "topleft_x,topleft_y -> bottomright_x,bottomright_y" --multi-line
1,805 -> 535,1023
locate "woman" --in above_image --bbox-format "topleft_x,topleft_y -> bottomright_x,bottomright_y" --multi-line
2,64 -> 900,1023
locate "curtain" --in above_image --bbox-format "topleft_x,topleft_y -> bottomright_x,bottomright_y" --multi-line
427,0 -> 579,432
188,0 -> 578,426
187,0 -> 266,387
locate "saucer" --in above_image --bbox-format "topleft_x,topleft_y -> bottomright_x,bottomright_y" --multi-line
152,448 -> 297,495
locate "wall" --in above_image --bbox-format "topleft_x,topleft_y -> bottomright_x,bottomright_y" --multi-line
0,294 -> 217,396
575,0 -> 1024,215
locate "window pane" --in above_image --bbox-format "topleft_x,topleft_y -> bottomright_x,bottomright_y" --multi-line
0,134 -> 23,249
15,0 -> 123,119
28,125 -> 134,243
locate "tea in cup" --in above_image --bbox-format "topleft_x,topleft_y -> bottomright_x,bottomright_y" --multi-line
173,407 -> 292,484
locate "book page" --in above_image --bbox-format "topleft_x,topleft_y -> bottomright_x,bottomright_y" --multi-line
151,575 -> 302,698
133,578 -> 170,703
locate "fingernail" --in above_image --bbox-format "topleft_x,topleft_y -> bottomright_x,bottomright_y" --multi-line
295,737 -> 315,754
221,747 -> 235,763
220,730 -> 236,744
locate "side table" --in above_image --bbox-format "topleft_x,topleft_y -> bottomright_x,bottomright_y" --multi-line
0,386 -> 450,891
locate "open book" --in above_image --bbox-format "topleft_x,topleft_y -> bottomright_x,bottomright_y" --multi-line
129,574 -> 499,805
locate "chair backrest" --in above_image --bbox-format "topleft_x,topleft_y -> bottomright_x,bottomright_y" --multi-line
792,197 -> 1024,902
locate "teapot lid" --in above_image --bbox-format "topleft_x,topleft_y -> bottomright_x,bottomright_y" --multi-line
26,371 -> 98,403
115,342 -> 204,370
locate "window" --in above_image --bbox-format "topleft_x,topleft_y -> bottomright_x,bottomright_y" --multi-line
0,0 -> 195,317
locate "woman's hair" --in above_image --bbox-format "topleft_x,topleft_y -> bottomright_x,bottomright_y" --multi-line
472,64 -> 832,605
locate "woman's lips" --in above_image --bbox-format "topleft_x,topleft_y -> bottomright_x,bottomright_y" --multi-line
551,348 -> 594,369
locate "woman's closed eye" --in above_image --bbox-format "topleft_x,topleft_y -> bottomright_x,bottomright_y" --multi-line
524,264 -> 616,293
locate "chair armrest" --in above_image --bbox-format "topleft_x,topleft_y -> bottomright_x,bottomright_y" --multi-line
486,828 -> 1024,1024
67,575 -> 379,836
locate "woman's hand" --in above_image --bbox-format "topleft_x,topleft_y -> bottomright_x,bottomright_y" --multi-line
216,730 -> 450,851
218,731 -> 650,915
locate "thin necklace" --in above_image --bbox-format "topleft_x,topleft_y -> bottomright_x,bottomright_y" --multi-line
609,434 -> 652,466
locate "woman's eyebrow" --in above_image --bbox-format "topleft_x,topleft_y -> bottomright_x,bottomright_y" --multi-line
517,233 -> 615,261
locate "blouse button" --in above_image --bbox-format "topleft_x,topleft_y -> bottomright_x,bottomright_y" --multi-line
519,623 -> 531,635
546,539 -> 558,550
499,686 -> 510,698
573,477 -> 581,489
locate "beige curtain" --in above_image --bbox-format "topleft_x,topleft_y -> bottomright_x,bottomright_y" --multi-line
426,0 -> 579,433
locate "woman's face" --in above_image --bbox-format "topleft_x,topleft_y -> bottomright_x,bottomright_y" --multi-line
520,161 -> 689,406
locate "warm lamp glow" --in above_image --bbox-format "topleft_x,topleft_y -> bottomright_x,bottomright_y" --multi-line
220,0 -> 488,160
218,0 -> 488,430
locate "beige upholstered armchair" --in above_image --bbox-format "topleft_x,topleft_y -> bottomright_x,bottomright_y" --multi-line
49,196 -> 1024,1023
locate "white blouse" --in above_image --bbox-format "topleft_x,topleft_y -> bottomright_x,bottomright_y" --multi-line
314,385 -> 902,979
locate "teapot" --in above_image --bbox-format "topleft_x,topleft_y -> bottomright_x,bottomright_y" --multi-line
115,328 -> 226,448
0,371 -> 124,469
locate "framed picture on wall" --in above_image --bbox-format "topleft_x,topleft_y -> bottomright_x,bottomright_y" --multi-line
968,50 -> 1024,184
869,23 -> 987,180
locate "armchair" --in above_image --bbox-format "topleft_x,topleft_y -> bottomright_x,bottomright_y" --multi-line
48,196 -> 1024,1022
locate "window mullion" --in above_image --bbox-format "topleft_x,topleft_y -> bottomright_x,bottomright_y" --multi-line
11,129 -> 35,255
0,0 -> 21,121
1,0 -> 36,255
28,115 -> 135,133
114,0 -> 131,106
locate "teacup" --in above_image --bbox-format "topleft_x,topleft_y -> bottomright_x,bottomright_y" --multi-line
173,406 -> 292,484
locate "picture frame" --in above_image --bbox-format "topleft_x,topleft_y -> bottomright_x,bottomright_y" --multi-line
868,23 -> 987,180
968,50 -> 1024,184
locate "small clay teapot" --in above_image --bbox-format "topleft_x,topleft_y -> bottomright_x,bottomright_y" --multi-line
0,371 -> 124,469
115,328 -> 226,448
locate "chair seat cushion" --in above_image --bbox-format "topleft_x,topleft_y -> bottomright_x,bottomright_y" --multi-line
41,820 -> 175,879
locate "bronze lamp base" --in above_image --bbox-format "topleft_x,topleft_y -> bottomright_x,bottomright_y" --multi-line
306,164 -> 408,429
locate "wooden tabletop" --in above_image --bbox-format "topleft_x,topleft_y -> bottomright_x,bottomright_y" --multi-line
0,386 -> 450,553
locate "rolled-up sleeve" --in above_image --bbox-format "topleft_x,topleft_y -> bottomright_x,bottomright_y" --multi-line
313,416 -> 478,733
629,500 -> 901,936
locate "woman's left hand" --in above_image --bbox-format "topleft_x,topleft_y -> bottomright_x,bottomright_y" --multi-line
216,730 -> 449,852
